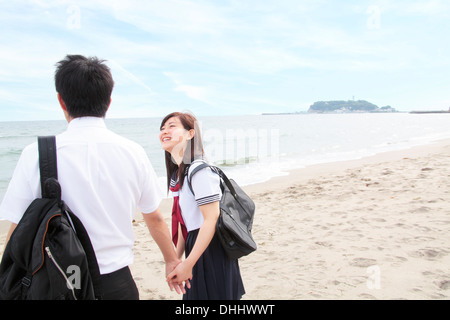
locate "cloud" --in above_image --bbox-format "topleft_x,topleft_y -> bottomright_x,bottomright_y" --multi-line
163,71 -> 212,105
404,0 -> 450,15
107,0 -> 229,36
108,59 -> 156,95
1,0 -> 450,120
174,85 -> 209,103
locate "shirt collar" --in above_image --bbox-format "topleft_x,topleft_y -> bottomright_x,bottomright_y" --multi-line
67,117 -> 107,130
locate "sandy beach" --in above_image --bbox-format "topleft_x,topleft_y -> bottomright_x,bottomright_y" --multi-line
1,140 -> 449,300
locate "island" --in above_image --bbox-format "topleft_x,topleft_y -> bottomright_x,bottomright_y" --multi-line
308,100 -> 397,114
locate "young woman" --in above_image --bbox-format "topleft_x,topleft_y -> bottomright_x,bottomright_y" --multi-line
159,112 -> 245,300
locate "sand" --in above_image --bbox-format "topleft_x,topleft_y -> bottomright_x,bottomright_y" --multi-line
1,140 -> 450,300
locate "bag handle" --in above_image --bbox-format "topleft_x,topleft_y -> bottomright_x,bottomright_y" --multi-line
187,162 -> 238,198
38,136 -> 61,202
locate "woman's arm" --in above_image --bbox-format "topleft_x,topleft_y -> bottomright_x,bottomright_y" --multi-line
166,201 -> 220,284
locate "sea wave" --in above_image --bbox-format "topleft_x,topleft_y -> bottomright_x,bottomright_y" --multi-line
2,114 -> 450,200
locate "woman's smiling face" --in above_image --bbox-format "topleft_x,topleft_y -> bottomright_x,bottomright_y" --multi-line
159,116 -> 193,155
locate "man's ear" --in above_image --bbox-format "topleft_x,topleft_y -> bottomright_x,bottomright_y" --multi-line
57,93 -> 67,111
57,93 -> 72,122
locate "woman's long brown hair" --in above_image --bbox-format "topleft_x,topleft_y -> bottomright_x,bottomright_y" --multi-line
160,112 -> 205,192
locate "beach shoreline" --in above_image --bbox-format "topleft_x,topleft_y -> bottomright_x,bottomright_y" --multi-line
245,138 -> 450,192
1,139 -> 450,299
239,139 -> 450,300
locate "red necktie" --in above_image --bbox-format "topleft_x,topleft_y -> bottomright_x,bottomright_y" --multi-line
170,181 -> 188,246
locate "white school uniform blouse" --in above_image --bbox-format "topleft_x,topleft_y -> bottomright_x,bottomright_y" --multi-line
0,117 -> 163,274
175,160 -> 222,232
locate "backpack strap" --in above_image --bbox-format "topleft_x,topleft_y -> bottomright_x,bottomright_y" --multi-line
187,162 -> 238,198
187,162 -> 211,195
210,166 -> 238,198
38,136 -> 59,200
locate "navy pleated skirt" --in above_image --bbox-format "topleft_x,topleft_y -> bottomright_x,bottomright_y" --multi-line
183,229 -> 245,300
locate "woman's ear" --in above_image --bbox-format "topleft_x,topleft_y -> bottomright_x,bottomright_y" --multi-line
187,129 -> 195,140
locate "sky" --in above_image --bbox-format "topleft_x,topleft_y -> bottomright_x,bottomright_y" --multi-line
0,0 -> 450,121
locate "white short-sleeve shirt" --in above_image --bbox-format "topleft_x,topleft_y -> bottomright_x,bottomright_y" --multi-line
0,117 -> 163,274
177,160 -> 222,232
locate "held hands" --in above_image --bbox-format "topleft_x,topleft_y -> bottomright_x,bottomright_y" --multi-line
166,259 -> 193,294
164,202 -> 219,294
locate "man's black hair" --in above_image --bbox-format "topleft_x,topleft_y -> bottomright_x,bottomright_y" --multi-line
55,55 -> 114,118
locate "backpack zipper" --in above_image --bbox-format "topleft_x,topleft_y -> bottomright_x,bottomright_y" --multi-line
45,246 -> 77,300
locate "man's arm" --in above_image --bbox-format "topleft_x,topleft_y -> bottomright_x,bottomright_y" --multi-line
142,208 -> 189,294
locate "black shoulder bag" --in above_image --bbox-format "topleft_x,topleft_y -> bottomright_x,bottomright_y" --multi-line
0,136 -> 102,300
188,162 -> 257,260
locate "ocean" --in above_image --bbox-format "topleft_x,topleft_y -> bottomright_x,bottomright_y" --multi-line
1,113 -> 450,203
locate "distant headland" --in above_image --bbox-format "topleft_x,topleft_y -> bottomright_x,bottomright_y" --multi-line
261,100 -> 450,116
308,100 -> 397,114
262,100 -> 397,115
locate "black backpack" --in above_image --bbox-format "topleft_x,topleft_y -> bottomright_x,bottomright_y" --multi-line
0,136 -> 101,300
187,162 -> 257,260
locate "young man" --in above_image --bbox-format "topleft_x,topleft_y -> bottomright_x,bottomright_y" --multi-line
0,55 -> 184,299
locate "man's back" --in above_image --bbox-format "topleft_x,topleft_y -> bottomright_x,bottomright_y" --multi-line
0,117 -> 163,274
1,55 -> 184,299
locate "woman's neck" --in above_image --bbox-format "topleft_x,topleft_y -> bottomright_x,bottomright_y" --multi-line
171,152 -> 184,166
